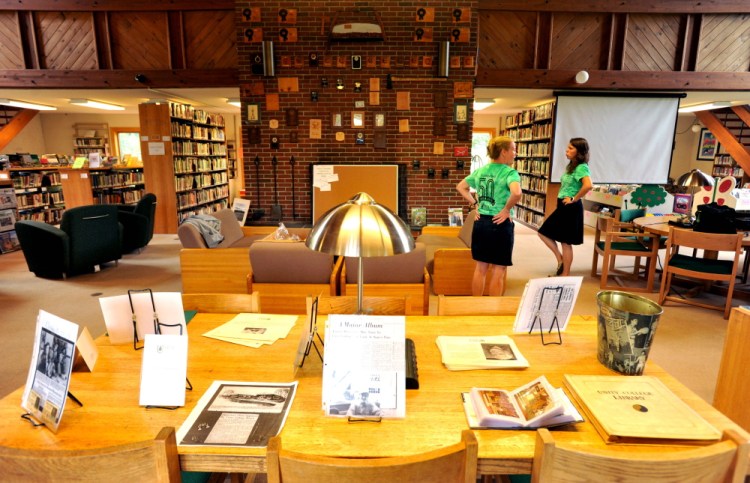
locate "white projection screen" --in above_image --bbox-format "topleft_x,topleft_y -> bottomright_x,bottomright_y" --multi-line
551,93 -> 682,184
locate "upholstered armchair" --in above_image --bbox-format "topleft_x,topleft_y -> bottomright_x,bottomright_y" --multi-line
117,193 -> 156,253
15,204 -> 123,278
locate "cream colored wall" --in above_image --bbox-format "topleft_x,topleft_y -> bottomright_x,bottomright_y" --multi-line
3,115 -> 46,154
38,113 -> 141,156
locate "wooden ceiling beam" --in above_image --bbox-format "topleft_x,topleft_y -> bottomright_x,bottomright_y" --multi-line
479,0 -> 750,14
4,1 -> 233,12
0,69 -> 239,88
475,68 -> 750,90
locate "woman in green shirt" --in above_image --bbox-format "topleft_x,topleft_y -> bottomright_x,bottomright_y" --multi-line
538,137 -> 593,276
456,136 -> 522,296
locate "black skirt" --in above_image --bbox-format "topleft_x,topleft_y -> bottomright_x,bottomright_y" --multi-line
538,198 -> 584,245
471,215 -> 514,266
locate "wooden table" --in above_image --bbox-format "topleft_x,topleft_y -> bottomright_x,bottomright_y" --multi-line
0,314 -> 747,476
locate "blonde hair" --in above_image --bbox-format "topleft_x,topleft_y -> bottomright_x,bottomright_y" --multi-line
487,135 -> 513,160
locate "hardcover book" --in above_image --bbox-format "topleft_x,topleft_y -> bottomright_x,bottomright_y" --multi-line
463,375 -> 582,429
563,375 -> 721,444
436,335 -> 528,371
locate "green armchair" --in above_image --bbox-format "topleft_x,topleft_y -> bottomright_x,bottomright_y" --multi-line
117,193 -> 156,253
15,205 -> 123,278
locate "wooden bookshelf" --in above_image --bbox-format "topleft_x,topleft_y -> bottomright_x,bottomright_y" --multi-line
139,101 -> 229,233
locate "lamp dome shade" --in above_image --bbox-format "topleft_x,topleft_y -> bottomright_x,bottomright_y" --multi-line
305,192 -> 415,257
676,169 -> 714,188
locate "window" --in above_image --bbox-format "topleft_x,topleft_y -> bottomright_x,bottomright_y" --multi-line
471,128 -> 495,172
111,127 -> 142,164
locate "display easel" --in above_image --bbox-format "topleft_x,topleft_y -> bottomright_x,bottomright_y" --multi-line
528,286 -> 563,345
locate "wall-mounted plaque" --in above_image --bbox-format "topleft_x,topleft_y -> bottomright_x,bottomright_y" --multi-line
456,123 -> 470,141
243,81 -> 265,96
247,103 -> 261,123
243,28 -> 263,43
422,56 -> 433,67
309,119 -> 322,139
374,113 -> 386,128
433,113 -> 447,136
278,8 -> 297,24
278,27 -> 298,42
294,56 -> 304,68
454,102 -> 469,123
452,8 -> 471,23
270,135 -> 280,149
241,7 -> 261,23
331,112 -> 343,127
336,56 -> 347,68
463,56 -> 475,68
286,108 -> 299,126
335,132 -> 345,142
381,56 -> 391,68
278,77 -> 299,92
414,27 -> 433,42
355,132 -> 365,144
399,119 -> 410,133
449,27 -> 470,43
374,130 -> 387,149
369,92 -> 380,106
352,55 -> 362,69
266,93 -> 280,111
396,91 -> 411,110
351,111 -> 365,128
269,119 -> 279,129
248,126 -> 261,144
290,131 -> 298,143
370,77 -> 380,92
280,55 -> 292,68
366,56 -> 377,68
416,7 -> 435,22
450,56 -> 462,69
309,52 -> 319,66
433,141 -> 444,155
453,81 -> 473,98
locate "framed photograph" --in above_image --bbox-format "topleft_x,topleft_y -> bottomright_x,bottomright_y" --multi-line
331,113 -> 343,127
697,128 -> 719,160
351,111 -> 365,128
673,194 -> 692,214
454,103 -> 468,123
374,113 -> 386,128
247,103 -> 260,123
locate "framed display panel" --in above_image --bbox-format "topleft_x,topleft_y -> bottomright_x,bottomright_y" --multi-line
311,164 -> 399,223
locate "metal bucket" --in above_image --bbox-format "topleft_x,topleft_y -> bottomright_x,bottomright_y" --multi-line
596,291 -> 663,376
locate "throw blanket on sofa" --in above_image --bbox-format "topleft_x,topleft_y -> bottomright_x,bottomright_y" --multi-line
182,215 -> 224,248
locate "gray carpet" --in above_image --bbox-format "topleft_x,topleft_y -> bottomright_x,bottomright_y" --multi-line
0,225 -> 733,403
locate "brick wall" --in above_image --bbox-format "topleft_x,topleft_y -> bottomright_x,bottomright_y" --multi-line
237,1 -> 478,225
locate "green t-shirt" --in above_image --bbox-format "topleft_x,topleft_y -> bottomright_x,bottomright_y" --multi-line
464,163 -> 521,216
558,163 -> 591,199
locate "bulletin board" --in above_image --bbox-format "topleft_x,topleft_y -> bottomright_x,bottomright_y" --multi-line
311,164 -> 399,223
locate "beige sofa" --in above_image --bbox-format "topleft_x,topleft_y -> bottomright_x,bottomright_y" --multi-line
248,240 -> 340,313
416,211 -> 497,295
178,209 -> 309,293
339,242 -> 430,315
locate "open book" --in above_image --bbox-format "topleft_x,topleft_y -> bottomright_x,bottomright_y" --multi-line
436,335 -> 528,370
463,375 -> 582,429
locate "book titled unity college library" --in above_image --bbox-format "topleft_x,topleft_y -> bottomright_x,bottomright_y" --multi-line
563,375 -> 721,444
462,375 -> 582,429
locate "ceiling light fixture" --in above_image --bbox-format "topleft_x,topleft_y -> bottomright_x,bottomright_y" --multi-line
69,99 -> 125,111
678,101 -> 731,113
226,98 -> 242,108
0,99 -> 57,111
575,70 -> 590,84
473,99 -> 495,111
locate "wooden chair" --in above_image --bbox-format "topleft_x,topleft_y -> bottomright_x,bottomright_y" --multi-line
713,307 -> 750,432
436,295 -> 521,316
266,429 -> 477,483
181,292 -> 260,313
531,427 -> 749,483
314,295 -> 411,315
658,228 -> 743,319
0,426 -> 181,482
591,216 -> 661,293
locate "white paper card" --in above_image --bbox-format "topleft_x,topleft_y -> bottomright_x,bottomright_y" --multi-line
99,292 -> 186,345
139,334 -> 188,407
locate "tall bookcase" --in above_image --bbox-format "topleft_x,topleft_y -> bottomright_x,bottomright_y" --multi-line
139,101 -> 229,233
712,152 -> 745,184
58,167 -> 145,208
503,101 -> 555,229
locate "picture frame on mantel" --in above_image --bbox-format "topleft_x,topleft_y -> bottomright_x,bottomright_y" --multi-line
697,128 -> 719,160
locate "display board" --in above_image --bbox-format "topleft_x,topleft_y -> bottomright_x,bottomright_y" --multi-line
311,164 -> 399,223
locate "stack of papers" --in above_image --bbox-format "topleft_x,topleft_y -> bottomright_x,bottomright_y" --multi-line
436,335 -> 529,370
203,313 -> 297,348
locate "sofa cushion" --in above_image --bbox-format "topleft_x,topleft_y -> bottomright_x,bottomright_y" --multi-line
344,242 -> 426,284
212,209 -> 244,247
250,242 -> 333,283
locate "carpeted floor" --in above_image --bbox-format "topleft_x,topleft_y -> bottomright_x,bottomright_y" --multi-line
0,224 -> 736,403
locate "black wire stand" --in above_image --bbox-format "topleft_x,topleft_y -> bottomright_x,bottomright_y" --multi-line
528,286 -> 563,345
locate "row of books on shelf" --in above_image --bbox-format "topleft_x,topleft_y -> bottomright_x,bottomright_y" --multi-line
503,103 -> 554,128
12,172 -> 62,190
177,200 -> 230,223
90,171 -> 145,189
514,159 -> 549,176
519,192 -> 545,212
176,187 -> 229,211
170,123 -> 226,141
174,173 -> 229,192
16,192 -> 64,209
514,206 -> 544,227
172,141 -> 227,156
517,142 -> 550,158
519,175 -> 548,193
712,166 -> 744,178
3,153 -> 140,169
174,157 -> 227,174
